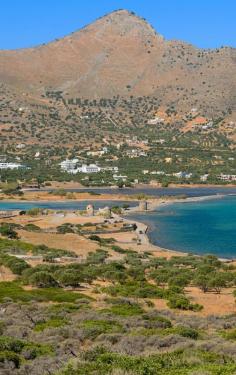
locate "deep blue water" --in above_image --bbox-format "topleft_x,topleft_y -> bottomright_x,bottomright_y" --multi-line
0,200 -> 136,211
129,196 -> 236,259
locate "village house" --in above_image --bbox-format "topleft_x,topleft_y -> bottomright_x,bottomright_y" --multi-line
200,174 -> 209,182
218,174 -> 236,181
0,162 -> 25,170
126,149 -> 147,158
147,117 -> 165,125
78,164 -> 101,173
173,171 -> 193,179
113,174 -> 127,182
60,159 -> 79,173
101,166 -> 119,172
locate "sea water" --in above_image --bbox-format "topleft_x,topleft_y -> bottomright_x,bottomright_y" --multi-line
130,196 -> 236,259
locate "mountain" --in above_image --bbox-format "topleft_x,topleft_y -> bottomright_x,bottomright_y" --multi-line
0,9 -> 235,117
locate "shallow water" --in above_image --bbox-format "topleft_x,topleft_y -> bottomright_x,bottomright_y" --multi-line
0,200 -> 136,211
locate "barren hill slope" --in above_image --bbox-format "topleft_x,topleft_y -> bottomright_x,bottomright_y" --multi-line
0,9 -> 235,116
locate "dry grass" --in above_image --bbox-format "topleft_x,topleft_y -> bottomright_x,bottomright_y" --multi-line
186,286 -> 236,316
0,266 -> 16,282
17,230 -> 98,256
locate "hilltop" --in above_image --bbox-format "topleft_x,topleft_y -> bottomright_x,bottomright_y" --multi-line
0,9 -> 235,117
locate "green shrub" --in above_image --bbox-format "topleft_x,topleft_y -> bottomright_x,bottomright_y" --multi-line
0,254 -> 29,275
0,282 -> 86,303
57,223 -> 75,234
174,326 -> 199,340
104,299 -> 143,316
0,336 -> 53,369
80,319 -> 123,338
167,294 -> 203,311
142,314 -> 172,328
29,271 -> 58,288
27,208 -> 42,216
0,350 -> 21,368
56,270 -> 83,288
0,223 -> 18,239
222,329 -> 236,340
34,317 -> 68,332
24,223 -> 41,232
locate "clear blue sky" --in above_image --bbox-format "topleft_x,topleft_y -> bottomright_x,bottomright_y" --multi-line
1,0 -> 235,50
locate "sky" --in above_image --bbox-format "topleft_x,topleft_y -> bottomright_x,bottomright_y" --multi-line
0,0 -> 235,50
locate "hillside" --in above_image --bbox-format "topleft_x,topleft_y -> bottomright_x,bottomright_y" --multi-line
0,9 -> 235,117
0,9 -> 236,187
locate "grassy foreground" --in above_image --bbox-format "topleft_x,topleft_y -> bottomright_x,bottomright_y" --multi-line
0,237 -> 236,374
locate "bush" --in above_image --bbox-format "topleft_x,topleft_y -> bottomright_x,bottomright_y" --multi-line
142,314 -> 172,329
24,223 -> 41,232
56,270 -> 83,288
0,282 -> 87,303
34,317 -> 68,332
27,207 -> 42,216
57,223 -> 74,234
29,271 -> 58,288
167,294 -> 203,311
0,224 -> 18,239
222,329 -> 236,340
175,326 -> 199,340
0,254 -> 29,274
105,299 -> 143,316
53,189 -> 66,196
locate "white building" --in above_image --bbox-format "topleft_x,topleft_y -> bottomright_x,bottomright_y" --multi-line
126,149 -> 147,158
218,174 -> 236,181
150,171 -> 165,175
87,150 -> 105,157
0,162 -> 24,170
147,117 -> 164,125
60,159 -> 79,173
113,174 -> 127,182
101,166 -> 119,172
16,143 -> 26,149
173,172 -> 193,179
78,164 -> 101,173
200,174 -> 209,182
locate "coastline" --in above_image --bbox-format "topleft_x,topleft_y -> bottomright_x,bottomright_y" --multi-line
123,193 -> 233,262
32,182 -> 236,190
0,192 -> 234,262
148,193 -> 226,210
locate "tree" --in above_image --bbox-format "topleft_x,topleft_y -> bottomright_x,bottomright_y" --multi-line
208,274 -> 226,294
29,271 -> 58,288
57,271 -> 82,288
0,224 -> 18,239
168,274 -> 190,288
117,180 -> 124,188
194,274 -> 210,293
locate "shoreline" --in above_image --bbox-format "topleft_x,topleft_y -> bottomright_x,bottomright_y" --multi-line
0,197 -> 138,203
29,182 -> 236,190
123,193 -> 234,262
0,193 -> 234,262
148,193 -> 226,210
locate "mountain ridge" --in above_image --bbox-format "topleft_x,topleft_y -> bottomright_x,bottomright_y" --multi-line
0,9 -> 235,117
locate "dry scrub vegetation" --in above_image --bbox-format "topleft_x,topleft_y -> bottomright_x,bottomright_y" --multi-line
0,232 -> 236,374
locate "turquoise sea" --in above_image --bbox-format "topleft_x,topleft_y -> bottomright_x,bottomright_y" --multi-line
0,200 -> 136,211
1,195 -> 236,258
129,196 -> 236,259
